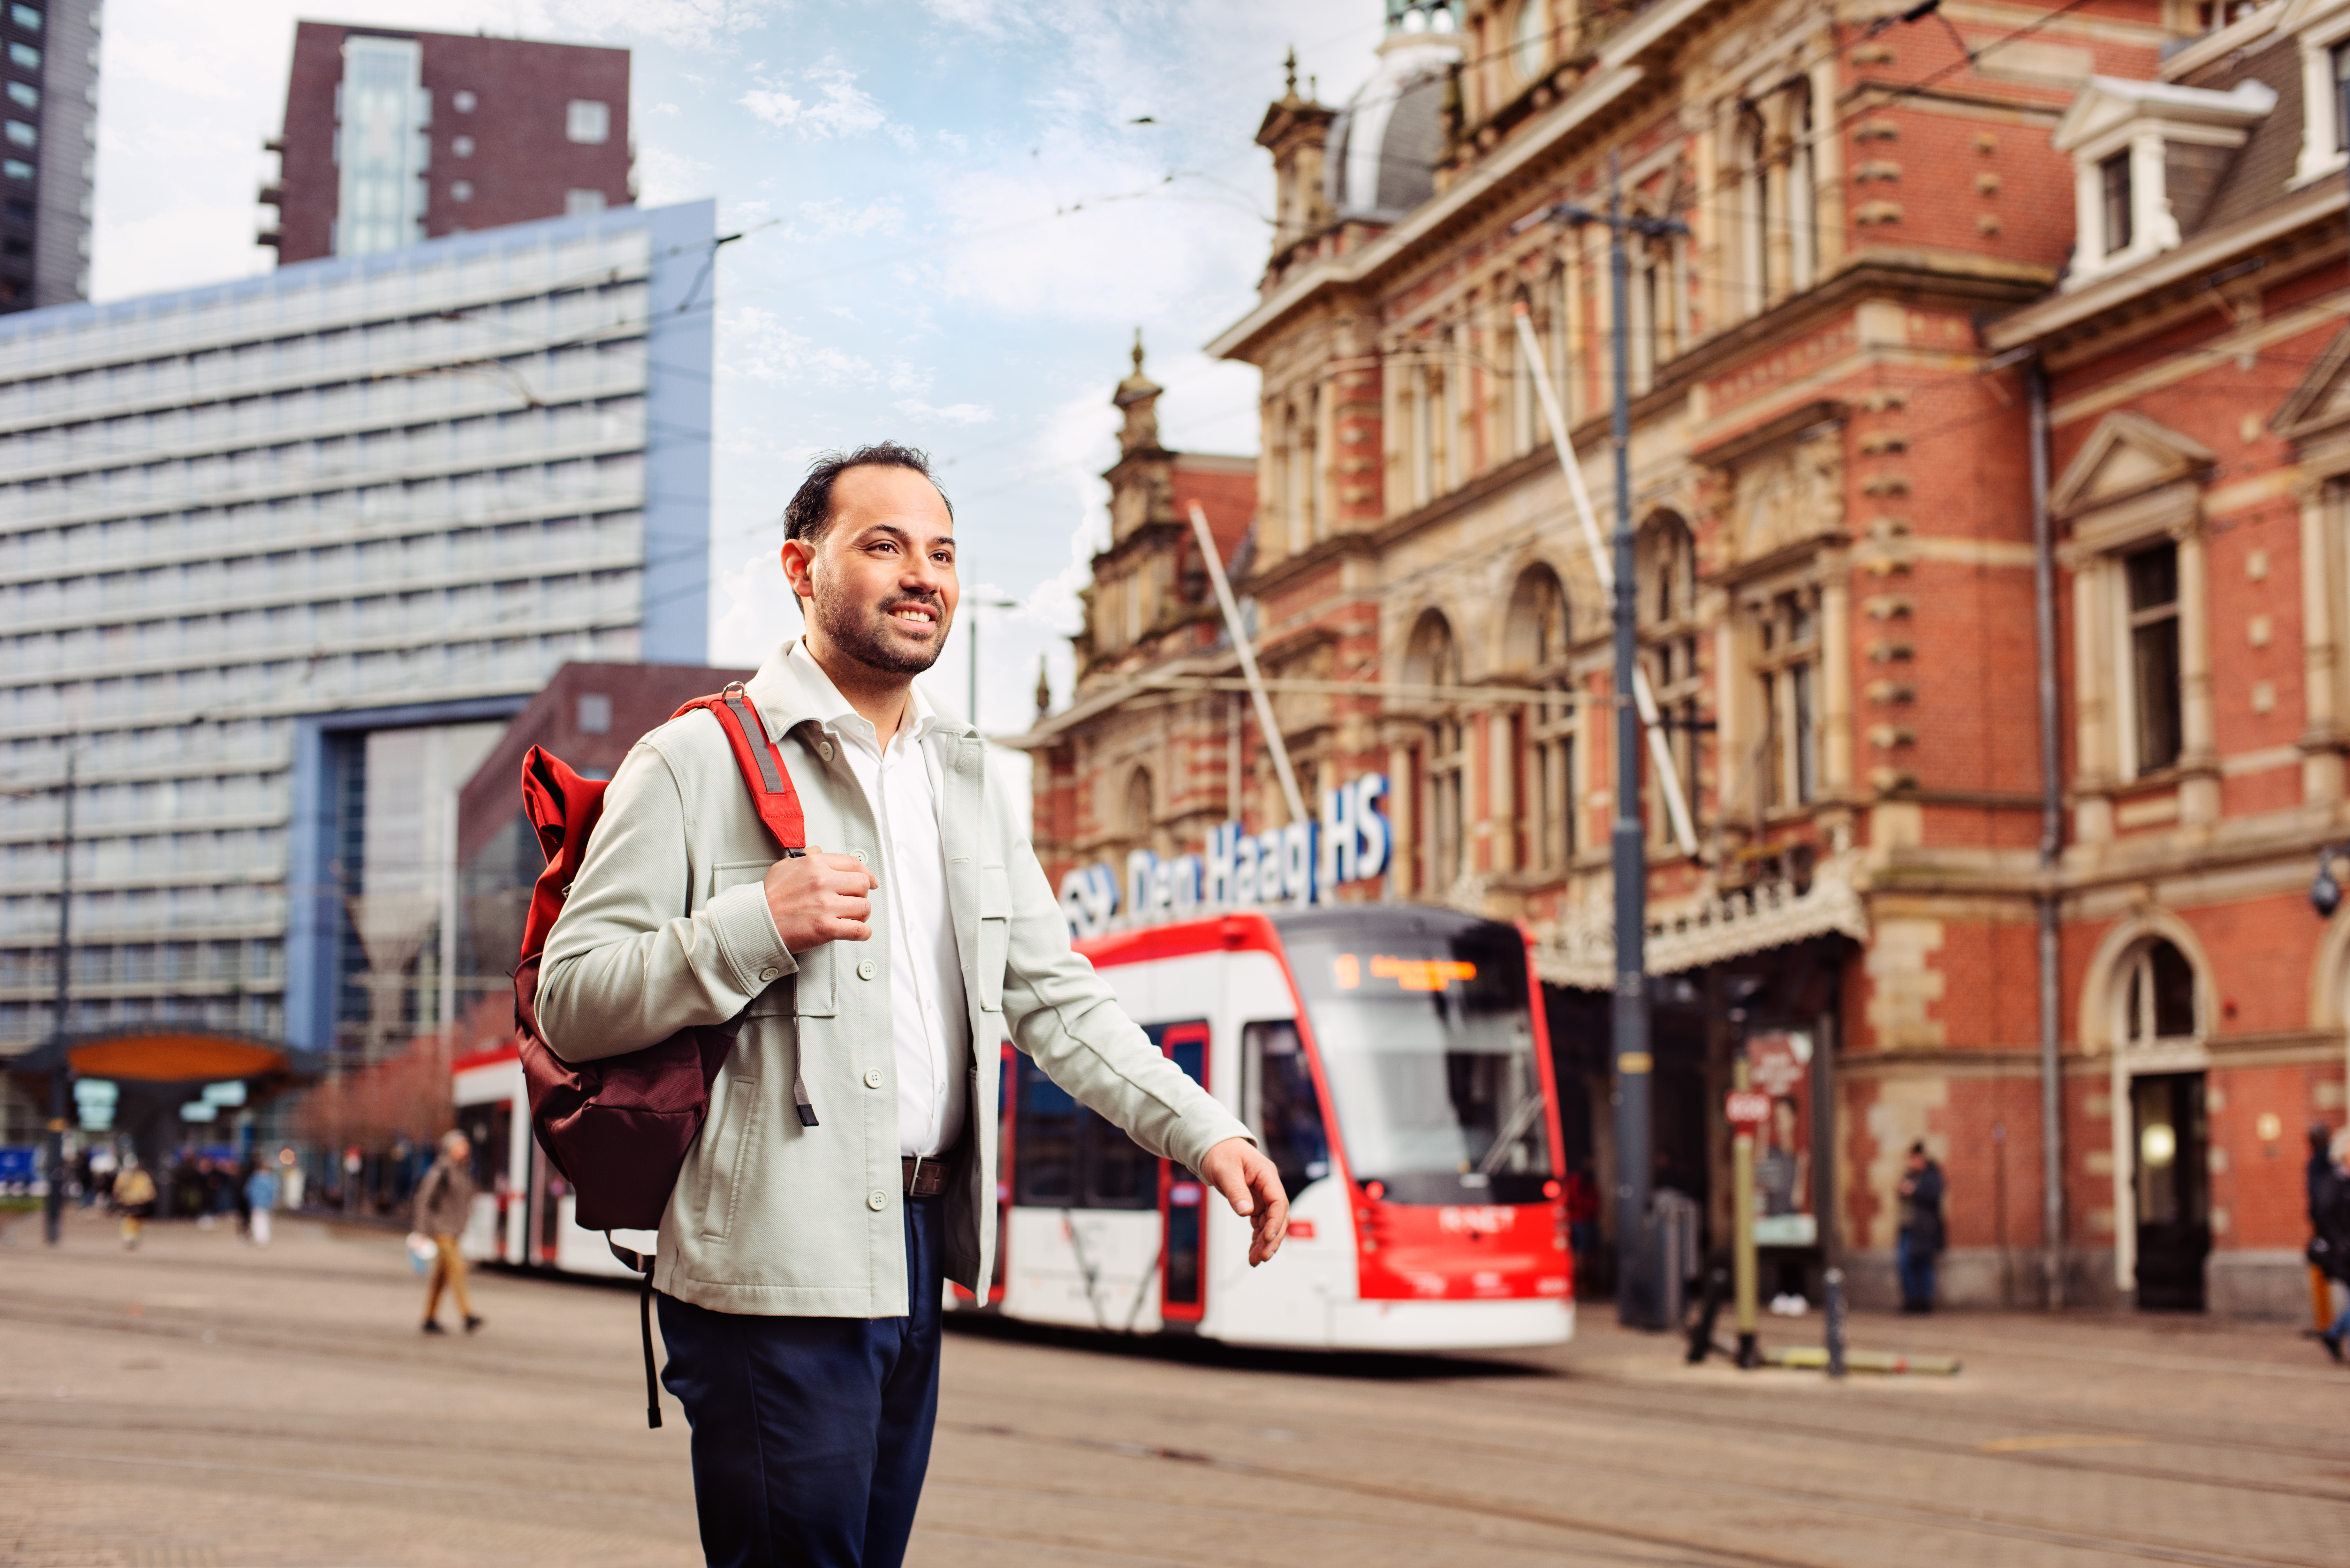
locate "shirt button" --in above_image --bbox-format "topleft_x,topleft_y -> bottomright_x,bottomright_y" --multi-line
759,966 -> 781,983
867,1189 -> 889,1211
850,848 -> 867,863
864,1068 -> 884,1089
818,741 -> 834,761
857,958 -> 877,981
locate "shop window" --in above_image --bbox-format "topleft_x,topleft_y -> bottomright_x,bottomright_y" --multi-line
2125,541 -> 2182,775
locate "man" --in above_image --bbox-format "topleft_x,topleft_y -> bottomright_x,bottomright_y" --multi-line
111,1155 -> 155,1250
245,1159 -> 278,1248
1896,1141 -> 1945,1314
412,1130 -> 482,1335
537,442 -> 1286,1568
2310,1123 -> 2339,1336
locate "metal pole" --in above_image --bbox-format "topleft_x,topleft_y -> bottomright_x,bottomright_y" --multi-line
1605,150 -> 1656,1329
44,750 -> 73,1246
2028,358 -> 2064,1311
1190,503 -> 1308,826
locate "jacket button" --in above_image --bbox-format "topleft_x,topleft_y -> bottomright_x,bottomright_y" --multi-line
857,958 -> 877,981
759,967 -> 781,983
867,1189 -> 888,1211
864,1068 -> 884,1089
818,741 -> 835,761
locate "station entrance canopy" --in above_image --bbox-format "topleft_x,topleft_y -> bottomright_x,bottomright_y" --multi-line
7,1030 -> 325,1095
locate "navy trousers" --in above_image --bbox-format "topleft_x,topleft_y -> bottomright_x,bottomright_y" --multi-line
656,1195 -> 944,1568
1897,1232 -> 1937,1310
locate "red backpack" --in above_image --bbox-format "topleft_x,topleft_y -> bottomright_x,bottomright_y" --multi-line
512,681 -> 804,1427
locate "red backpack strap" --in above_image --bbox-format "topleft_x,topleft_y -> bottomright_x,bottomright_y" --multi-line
675,682 -> 807,853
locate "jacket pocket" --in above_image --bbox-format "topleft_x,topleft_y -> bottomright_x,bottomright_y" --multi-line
976,863 -> 1010,1012
697,1075 -> 760,1241
793,940 -> 837,1017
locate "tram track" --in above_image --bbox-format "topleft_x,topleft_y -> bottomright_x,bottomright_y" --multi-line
938,1417 -> 2332,1568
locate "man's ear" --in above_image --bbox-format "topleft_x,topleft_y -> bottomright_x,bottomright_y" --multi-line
780,537 -> 815,601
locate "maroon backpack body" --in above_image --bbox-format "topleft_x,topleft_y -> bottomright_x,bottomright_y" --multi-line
510,682 -> 805,1425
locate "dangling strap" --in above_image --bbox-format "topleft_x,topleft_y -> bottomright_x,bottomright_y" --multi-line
608,1237 -> 662,1430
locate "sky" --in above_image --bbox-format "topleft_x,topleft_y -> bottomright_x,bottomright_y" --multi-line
89,0 -> 1394,739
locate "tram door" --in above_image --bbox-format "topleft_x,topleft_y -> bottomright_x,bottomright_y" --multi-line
1152,1021 -> 1211,1325
2132,1072 -> 2210,1311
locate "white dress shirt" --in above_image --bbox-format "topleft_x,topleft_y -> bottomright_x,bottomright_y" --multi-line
789,643 -> 971,1158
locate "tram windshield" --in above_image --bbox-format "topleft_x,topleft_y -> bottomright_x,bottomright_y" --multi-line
1284,916 -> 1551,1205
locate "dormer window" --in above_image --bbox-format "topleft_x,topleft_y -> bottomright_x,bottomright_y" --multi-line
2054,76 -> 2274,289
2100,152 -> 2134,254
2293,10 -> 2350,182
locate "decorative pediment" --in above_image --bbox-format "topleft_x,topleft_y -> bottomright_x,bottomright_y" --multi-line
2049,411 -> 2215,521
2273,324 -> 2350,444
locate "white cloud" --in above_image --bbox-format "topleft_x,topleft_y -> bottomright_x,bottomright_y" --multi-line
793,198 -> 904,239
709,548 -> 801,669
740,66 -> 889,139
634,146 -> 714,207
895,400 -> 995,426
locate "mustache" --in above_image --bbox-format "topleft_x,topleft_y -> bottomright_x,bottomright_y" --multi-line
881,593 -> 944,615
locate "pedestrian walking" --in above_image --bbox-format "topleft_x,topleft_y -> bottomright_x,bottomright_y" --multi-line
245,1161 -> 278,1248
412,1130 -> 481,1335
233,1156 -> 254,1238
1897,1141 -> 1945,1314
536,444 -> 1288,1568
2313,1130 -> 2350,1364
111,1157 -> 155,1249
2310,1123 -> 2340,1336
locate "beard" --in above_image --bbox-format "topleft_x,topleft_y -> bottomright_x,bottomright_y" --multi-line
807,574 -> 950,677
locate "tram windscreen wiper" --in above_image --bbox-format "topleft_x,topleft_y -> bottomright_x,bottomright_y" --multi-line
1478,1090 -> 1546,1177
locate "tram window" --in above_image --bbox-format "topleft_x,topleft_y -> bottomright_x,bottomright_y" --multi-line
1013,1056 -> 1078,1205
1012,1051 -> 1156,1210
1243,1021 -> 1331,1195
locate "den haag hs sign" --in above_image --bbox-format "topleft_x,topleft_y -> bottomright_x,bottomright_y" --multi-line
1058,773 -> 1392,939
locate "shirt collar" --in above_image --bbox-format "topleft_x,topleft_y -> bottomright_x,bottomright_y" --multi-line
751,638 -> 946,747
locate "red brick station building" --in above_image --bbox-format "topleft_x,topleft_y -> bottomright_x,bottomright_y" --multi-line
1015,0 -> 2350,1317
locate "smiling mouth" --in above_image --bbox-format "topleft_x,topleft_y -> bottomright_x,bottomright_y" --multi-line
888,604 -> 938,628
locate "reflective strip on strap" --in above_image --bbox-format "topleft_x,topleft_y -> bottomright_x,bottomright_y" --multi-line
724,694 -> 787,795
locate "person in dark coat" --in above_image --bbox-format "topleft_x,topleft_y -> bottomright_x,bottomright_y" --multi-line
1896,1142 -> 1945,1314
2314,1130 -> 2350,1363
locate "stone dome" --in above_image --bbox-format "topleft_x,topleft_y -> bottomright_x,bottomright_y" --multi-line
1325,6 -> 1462,221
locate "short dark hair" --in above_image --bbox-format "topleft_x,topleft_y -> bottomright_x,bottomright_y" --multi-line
782,441 -> 953,545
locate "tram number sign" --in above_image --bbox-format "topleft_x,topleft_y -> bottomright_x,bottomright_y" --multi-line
1725,1090 -> 1774,1128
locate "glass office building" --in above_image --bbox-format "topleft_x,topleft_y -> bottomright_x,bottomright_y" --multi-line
0,198 -> 713,1069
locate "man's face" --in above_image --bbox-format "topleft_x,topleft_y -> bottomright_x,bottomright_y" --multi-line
783,465 -> 958,677
448,1136 -> 470,1164
1906,1150 -> 1925,1174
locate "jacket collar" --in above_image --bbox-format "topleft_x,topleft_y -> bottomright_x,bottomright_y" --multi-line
741,637 -> 978,747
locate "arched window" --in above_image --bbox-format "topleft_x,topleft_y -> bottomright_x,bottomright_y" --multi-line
1124,766 -> 1154,844
1787,81 -> 1816,294
1736,106 -> 1770,314
1510,0 -> 1550,84
1638,514 -> 1701,851
1405,612 -> 1466,895
2121,938 -> 2198,1045
1505,567 -> 1575,873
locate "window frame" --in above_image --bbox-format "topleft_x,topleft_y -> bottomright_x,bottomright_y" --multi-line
2119,539 -> 2183,778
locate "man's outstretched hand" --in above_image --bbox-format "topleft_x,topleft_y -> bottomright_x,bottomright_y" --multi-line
1199,1138 -> 1288,1266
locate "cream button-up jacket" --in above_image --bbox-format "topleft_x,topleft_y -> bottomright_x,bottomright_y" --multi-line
536,639 -> 1251,1317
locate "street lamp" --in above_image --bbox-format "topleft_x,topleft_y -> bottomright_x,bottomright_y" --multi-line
2311,844 -> 2346,918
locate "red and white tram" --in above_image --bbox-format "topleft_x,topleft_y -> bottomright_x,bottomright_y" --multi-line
972,905 -> 1572,1350
451,903 -> 1572,1349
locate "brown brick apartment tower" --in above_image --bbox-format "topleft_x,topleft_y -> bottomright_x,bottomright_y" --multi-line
260,22 -> 631,263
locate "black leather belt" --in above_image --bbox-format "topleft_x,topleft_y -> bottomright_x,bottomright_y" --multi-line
902,1156 -> 947,1197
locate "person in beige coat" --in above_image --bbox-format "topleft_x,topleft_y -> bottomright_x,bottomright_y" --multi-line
413,1130 -> 480,1335
536,442 -> 1285,1568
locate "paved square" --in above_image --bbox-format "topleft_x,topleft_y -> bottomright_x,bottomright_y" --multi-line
3,1210 -> 2345,1566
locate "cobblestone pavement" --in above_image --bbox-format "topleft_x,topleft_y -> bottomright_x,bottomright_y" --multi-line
4,1208 -> 2346,1566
